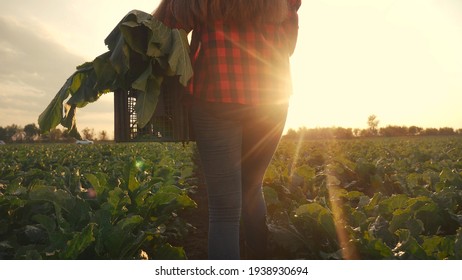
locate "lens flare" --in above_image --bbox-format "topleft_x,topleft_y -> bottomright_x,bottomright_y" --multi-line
325,143 -> 360,260
135,159 -> 145,170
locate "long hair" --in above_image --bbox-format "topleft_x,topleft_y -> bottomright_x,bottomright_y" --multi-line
154,0 -> 288,28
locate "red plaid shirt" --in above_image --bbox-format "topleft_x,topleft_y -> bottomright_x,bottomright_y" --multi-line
160,0 -> 301,105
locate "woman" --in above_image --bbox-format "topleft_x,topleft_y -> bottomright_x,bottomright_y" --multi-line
153,0 -> 301,259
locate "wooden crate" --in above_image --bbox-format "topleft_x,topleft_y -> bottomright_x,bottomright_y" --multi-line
114,78 -> 194,142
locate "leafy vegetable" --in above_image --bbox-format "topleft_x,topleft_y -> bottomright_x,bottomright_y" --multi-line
264,136 -> 462,259
2,137 -> 462,259
0,143 -> 196,259
38,10 -> 193,134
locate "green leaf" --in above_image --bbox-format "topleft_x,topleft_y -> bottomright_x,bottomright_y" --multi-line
146,16 -> 174,57
176,193 -> 197,208
22,225 -> 47,244
133,185 -> 152,207
378,194 -> 409,215
107,187 -> 131,215
67,70 -> 102,107
168,29 -> 193,86
393,229 -> 427,259
349,208 -> 368,228
368,215 -> 395,246
389,208 -> 413,233
133,70 -> 163,129
60,223 -> 96,259
355,159 -> 376,178
405,218 -> 425,237
422,235 -> 454,259
38,10 -> 193,133
28,183 -> 74,211
37,76 -> 72,132
453,228 -> 462,259
422,235 -> 444,258
84,173 -> 106,197
263,186 -> 280,207
326,175 -> 341,187
124,159 -> 141,192
97,215 -> 146,259
152,244 -> 187,260
119,14 -> 152,56
414,203 -> 441,234
32,214 -> 56,234
60,103 -> 76,130
116,215 -> 144,232
120,232 -> 147,259
295,203 -> 336,238
93,51 -> 118,91
344,191 -> 366,201
148,191 -> 178,207
5,183 -> 28,196
267,223 -> 307,254
361,231 -> 394,259
364,192 -> 383,213
108,36 -> 130,76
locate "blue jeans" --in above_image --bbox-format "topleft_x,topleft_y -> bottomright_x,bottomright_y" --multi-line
191,99 -> 288,259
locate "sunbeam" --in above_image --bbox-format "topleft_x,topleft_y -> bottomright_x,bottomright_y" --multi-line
325,142 -> 360,260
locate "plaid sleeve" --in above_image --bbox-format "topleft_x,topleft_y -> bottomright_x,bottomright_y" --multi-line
284,0 -> 301,55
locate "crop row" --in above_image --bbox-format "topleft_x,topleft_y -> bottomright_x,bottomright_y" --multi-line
264,137 -> 462,259
2,137 -> 462,259
0,143 -> 196,259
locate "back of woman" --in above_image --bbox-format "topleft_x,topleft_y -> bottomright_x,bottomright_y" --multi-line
153,0 -> 302,260
154,0 -> 300,105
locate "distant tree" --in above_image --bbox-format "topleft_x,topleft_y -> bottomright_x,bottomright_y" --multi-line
379,125 -> 408,137
313,128 -> 333,139
306,127 -> 334,139
439,127 -> 455,136
280,123 -> 461,140
12,131 -> 26,142
81,127 -> 95,140
99,130 -> 108,141
62,129 -> 70,139
49,128 -> 63,141
367,115 -> 379,136
24,123 -> 40,141
0,126 -> 7,141
360,128 -> 373,137
6,124 -> 21,141
421,128 -> 439,136
284,128 -> 298,140
408,126 -> 423,136
334,127 -> 354,139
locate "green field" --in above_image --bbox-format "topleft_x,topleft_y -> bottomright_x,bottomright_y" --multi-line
1,137 -> 462,259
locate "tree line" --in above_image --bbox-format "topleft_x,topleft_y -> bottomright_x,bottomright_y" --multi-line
1,115 -> 461,143
0,123 -> 110,143
283,115 -> 462,140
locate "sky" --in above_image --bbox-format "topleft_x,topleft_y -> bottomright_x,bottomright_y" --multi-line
1,0 -> 461,139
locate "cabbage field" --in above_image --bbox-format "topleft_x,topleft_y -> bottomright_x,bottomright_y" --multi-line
1,136 -> 462,259
0,143 -> 196,259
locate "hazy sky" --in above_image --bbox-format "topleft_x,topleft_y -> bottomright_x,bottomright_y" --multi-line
1,0 -> 461,138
